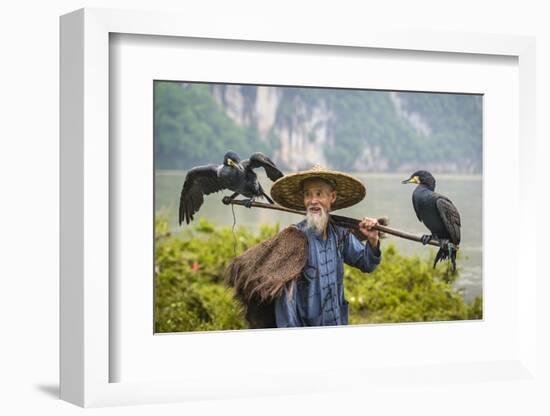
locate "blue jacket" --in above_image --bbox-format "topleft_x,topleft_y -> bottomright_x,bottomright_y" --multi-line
274,219 -> 381,327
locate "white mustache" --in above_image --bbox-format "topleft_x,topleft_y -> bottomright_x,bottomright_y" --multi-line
307,205 -> 323,212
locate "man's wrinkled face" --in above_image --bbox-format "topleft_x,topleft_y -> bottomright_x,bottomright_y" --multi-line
302,179 -> 336,234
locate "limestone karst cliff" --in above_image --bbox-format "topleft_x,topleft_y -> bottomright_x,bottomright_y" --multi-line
155,81 -> 482,173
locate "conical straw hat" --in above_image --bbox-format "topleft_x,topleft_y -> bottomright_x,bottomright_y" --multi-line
270,164 -> 366,211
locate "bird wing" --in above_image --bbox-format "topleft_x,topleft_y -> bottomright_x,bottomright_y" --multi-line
242,152 -> 284,181
412,194 -> 423,222
179,165 -> 224,225
435,195 -> 461,244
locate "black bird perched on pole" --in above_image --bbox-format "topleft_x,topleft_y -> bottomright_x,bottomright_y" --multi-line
178,151 -> 284,225
401,170 -> 461,272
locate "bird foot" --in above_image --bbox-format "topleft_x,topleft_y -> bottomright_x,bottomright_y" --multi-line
445,241 -> 457,255
222,196 -> 233,205
420,234 -> 433,245
436,238 -> 447,248
438,239 -> 456,256
243,198 -> 254,208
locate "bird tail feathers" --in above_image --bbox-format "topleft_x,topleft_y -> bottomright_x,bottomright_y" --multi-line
433,245 -> 457,273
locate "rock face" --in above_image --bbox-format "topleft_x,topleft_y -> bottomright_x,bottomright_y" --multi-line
275,96 -> 334,170
389,92 -> 432,137
211,85 -> 335,170
209,85 -> 481,173
353,145 -> 389,172
211,85 -> 272,136
254,86 -> 279,139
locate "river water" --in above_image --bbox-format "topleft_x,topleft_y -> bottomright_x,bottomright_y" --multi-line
156,171 -> 482,303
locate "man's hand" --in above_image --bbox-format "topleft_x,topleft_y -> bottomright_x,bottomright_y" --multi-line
358,216 -> 379,248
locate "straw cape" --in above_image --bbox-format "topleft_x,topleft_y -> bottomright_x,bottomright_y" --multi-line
270,164 -> 366,211
224,226 -> 308,328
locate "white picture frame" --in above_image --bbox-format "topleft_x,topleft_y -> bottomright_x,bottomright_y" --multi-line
60,7 -> 538,408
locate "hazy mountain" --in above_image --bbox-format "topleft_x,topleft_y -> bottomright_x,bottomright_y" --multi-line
154,81 -> 482,173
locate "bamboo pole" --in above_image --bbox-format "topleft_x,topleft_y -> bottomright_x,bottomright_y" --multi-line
228,199 -> 449,249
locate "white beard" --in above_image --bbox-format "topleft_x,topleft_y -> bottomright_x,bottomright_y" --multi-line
305,206 -> 329,236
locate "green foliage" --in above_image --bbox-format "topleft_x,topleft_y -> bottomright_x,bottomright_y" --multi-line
398,92 -> 483,169
154,82 -> 250,169
155,218 -> 482,332
155,217 -> 279,332
345,244 -> 481,324
316,89 -> 481,172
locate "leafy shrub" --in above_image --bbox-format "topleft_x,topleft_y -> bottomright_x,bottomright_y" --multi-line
155,217 -> 482,332
346,244 -> 481,324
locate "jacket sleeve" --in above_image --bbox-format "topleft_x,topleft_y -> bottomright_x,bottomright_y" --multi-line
342,231 -> 381,273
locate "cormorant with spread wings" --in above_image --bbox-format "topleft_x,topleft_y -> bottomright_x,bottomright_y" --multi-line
178,151 -> 284,225
402,170 -> 461,271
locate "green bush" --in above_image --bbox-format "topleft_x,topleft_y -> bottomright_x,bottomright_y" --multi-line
154,217 -> 482,332
154,217 -> 279,332
346,244 -> 481,324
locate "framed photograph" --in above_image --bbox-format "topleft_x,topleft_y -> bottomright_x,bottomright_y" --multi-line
153,80 -> 483,334
60,8 -> 537,408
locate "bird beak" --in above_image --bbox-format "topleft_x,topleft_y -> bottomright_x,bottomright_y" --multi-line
228,159 -> 244,172
402,176 -> 420,184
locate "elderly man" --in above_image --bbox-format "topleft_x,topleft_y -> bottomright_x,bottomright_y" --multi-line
269,165 -> 381,327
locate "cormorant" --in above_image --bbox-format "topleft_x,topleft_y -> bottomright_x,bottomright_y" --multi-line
401,170 -> 461,271
178,151 -> 284,225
